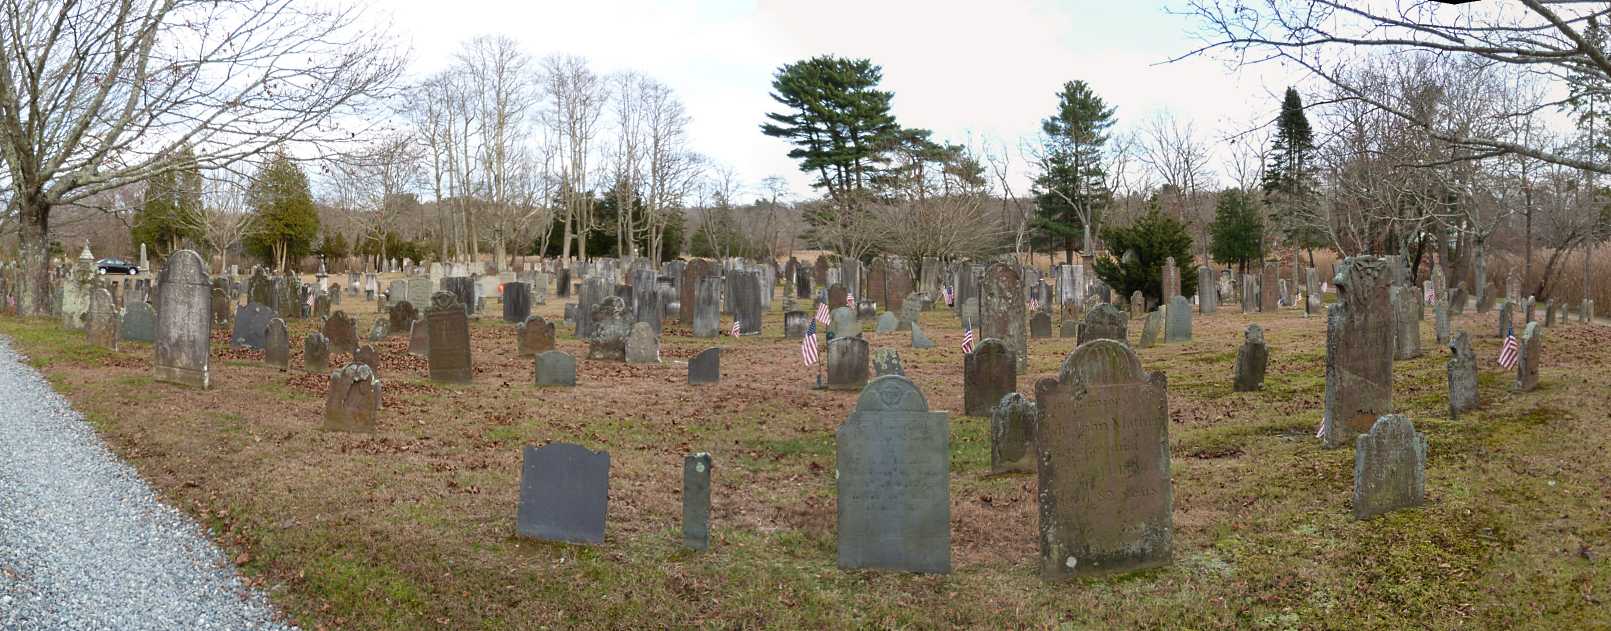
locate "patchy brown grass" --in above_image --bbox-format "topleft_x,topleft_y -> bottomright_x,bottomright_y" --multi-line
4,294 -> 1611,629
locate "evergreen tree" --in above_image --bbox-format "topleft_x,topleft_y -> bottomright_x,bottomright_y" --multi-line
760,55 -> 901,209
1092,202 -> 1197,306
1032,80 -> 1115,264
131,147 -> 203,258
1208,189 -> 1265,273
1262,87 -> 1324,256
243,152 -> 319,271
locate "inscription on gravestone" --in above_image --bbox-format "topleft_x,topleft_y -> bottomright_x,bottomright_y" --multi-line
154,251 -> 212,388
426,292 -> 472,383
836,376 -> 950,574
1321,257 -> 1394,449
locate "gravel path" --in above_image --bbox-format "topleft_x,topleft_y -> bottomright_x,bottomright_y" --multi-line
0,337 -> 296,630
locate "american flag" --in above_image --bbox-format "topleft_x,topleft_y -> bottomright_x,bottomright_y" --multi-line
961,323 -> 975,354
846,292 -> 855,307
732,317 -> 742,337
1028,297 -> 1040,312
942,285 -> 954,306
801,319 -> 819,365
814,301 -> 830,324
1497,326 -> 1520,368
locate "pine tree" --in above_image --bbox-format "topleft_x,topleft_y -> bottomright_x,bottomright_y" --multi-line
1262,87 -> 1323,257
1208,189 -> 1265,273
1092,201 -> 1197,305
1032,80 -> 1115,264
243,152 -> 320,271
760,56 -> 901,207
131,147 -> 203,258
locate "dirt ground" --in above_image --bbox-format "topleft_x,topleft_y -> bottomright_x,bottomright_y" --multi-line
4,281 -> 1610,629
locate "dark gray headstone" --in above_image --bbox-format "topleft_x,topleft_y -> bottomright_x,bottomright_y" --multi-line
731,270 -> 762,335
1321,256 -> 1393,449
231,303 -> 274,350
120,301 -> 156,343
323,363 -> 380,433
825,336 -> 870,390
1164,295 -> 1191,343
426,292 -> 472,383
354,344 -> 380,378
587,296 -> 631,361
836,376 -> 950,574
872,348 -> 904,377
829,306 -> 859,340
1391,286 -> 1421,360
210,286 -> 231,329
692,277 -> 721,338
535,350 -> 577,387
965,338 -> 1016,416
1234,324 -> 1268,392
990,392 -> 1036,475
1029,312 -> 1052,339
503,281 -> 533,323
442,276 -> 475,316
1059,319 -> 1077,338
323,310 -> 357,354
1353,414 -> 1426,520
1137,309 -> 1162,348
304,332 -> 330,374
688,347 -> 720,385
516,443 -> 610,545
388,300 -> 417,337
981,262 -> 1027,370
683,453 -> 712,551
1447,331 -> 1477,418
783,311 -> 809,338
264,318 -> 289,371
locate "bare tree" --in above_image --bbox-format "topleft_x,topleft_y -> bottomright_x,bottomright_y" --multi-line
328,132 -> 424,268
193,174 -> 255,274
459,35 -> 537,269
1138,111 -> 1215,257
541,55 -> 607,262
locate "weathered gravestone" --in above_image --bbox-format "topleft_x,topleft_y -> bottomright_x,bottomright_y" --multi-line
688,347 -> 720,385
353,344 -> 380,377
587,296 -> 632,361
366,318 -> 388,342
84,288 -> 119,350
426,292 -> 472,383
120,300 -> 155,344
441,276 -> 475,316
1260,262 -> 1280,312
825,336 -> 870,391
990,393 -> 1036,475
911,321 -> 935,349
683,453 -> 712,551
1498,301 -> 1515,339
1129,290 -> 1146,320
982,262 -> 1028,371
692,276 -> 722,338
872,348 -> 905,377
1076,304 -> 1128,346
1059,319 -> 1078,338
1234,324 -> 1268,392
898,292 -> 922,331
323,363 -> 381,433
964,338 -> 1016,416
503,281 -> 532,323
1197,266 -> 1217,314
784,311 -> 809,338
263,318 -> 289,371
1029,312 -> 1053,339
1035,339 -> 1171,579
1392,286 -> 1422,360
516,316 -> 556,358
1352,414 -> 1426,520
323,311 -> 357,354
1137,308 -> 1163,349
828,306 -> 860,340
1515,321 -> 1542,392
388,300 -> 417,336
875,311 -> 898,333
1165,295 -> 1191,343
210,287 -> 231,329
408,319 -> 429,357
154,251 -> 212,389
1162,257 -> 1180,304
625,321 -> 660,364
232,303 -> 273,350
1241,274 -> 1258,314
1321,256 -> 1394,450
304,333 -> 331,374
535,350 -> 577,387
1447,331 -> 1477,419
1523,296 -> 1536,325
731,270 -> 763,335
247,267 -> 274,308
836,375 -> 950,574
516,443 -> 610,545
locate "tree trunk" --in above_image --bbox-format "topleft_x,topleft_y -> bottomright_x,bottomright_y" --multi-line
1474,236 -> 1488,303
1584,242 -> 1594,304
17,198 -> 52,317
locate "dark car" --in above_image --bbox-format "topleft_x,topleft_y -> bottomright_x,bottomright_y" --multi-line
95,257 -> 140,275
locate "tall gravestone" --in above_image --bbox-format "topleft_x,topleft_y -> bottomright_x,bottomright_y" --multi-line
630,269 -> 661,334
990,393 -> 1037,475
981,262 -> 1028,371
264,318 -> 290,371
1129,290 -> 1145,320
1137,308 -> 1163,348
516,443 -> 610,545
1321,256 -> 1394,449
1447,331 -> 1477,419
1352,414 -> 1426,520
1162,257 -> 1179,304
503,281 -> 532,324
1197,266 -> 1216,314
1234,324 -> 1268,392
1165,295 -> 1191,343
732,270 -> 762,335
825,336 -> 870,390
85,288 -> 119,350
964,339 -> 1016,416
1036,340 -> 1170,579
1515,321 -> 1542,392
1260,262 -> 1280,312
426,291 -> 473,383
1391,286 -> 1422,360
1076,304 -> 1127,346
836,375 -> 950,574
692,276 -> 722,338
323,363 -> 381,433
153,251 -> 212,388
683,453 -> 712,551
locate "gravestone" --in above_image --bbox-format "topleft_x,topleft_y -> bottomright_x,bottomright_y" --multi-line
990,392 -> 1037,475
312,292 -> 330,319
964,338 -> 1016,416
1306,268 -> 1322,314
324,311 -> 357,354
232,303 -> 274,349
353,344 -> 380,377
1130,290 -> 1146,320
683,453 -> 712,551
1260,262 -> 1280,312
630,269 -> 661,334
1059,319 -> 1077,338
911,321 -> 935,349
1029,312 -> 1052,339
1544,299 -> 1556,327
1076,304 -> 1127,346
535,350 -> 577,387
625,322 -> 660,364
825,336 -> 870,390
829,306 -> 860,340
517,316 -> 556,358
1234,324 -> 1268,392
1165,295 -> 1191,343
981,262 -> 1028,371
1391,286 -> 1422,360
247,267 -> 274,307
516,443 -> 610,545
85,288 -> 119,350
731,270 -> 763,335
875,311 -> 898,333
304,332 -> 331,374
1450,286 -> 1467,315
828,284 -> 848,311
210,287 -> 231,329
264,318 -> 289,371
692,276 -> 722,338
1515,321 -> 1542,392
426,292 -> 472,383
1447,331 -> 1477,419
1498,301 -> 1515,338
1523,296 -> 1536,325
1197,266 -> 1216,314
1241,274 -> 1258,314
1435,293 -> 1451,345
119,301 -> 155,343
587,296 -> 632,361
1321,256 -> 1394,450
1137,308 -> 1163,348
1505,270 -> 1521,305
367,318 -> 388,342
155,251 -> 212,389
323,363 -> 381,433
960,297 -> 979,327
898,292 -> 922,331
1352,414 -> 1426,520
836,375 -> 950,574
1035,339 -> 1171,579
388,300 -> 417,336
442,276 -> 475,316
872,348 -> 905,377
688,347 -> 720,385
503,281 -> 532,323
783,311 -> 809,338
407,319 -> 428,357
1162,257 -> 1180,304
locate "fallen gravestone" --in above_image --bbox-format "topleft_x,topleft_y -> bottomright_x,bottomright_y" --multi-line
684,453 -> 712,551
836,375 -> 949,574
1234,324 -> 1268,392
304,333 -> 331,374
964,338 -> 1016,416
688,347 -> 720,385
990,392 -> 1036,475
517,442 -> 610,545
1352,414 -> 1426,520
1447,331 -> 1477,419
535,350 -> 577,387
323,363 -> 380,433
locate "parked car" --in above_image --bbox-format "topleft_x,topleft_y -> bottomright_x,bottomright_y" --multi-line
95,257 -> 140,275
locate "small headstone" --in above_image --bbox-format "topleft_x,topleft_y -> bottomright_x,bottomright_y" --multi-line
829,306 -> 860,339
783,311 -> 809,338
264,318 -> 289,371
910,321 -> 935,349
516,316 -> 556,358
1515,321 -> 1542,392
535,350 -> 577,387
1059,319 -> 1077,338
304,332 -> 330,374
825,336 -> 870,390
210,287 -> 231,329
516,443 -> 610,545
1234,324 -> 1268,392
1076,304 -> 1127,346
964,338 -> 1016,416
683,453 -> 712,551
872,348 -> 905,377
1352,414 -> 1426,520
1129,290 -> 1146,319
1164,295 -> 1191,342
625,322 -> 660,364
1392,286 -> 1422,360
587,296 -> 632,361
897,292 -> 921,331
323,311 -> 357,354
1029,312 -> 1052,339
1544,299 -> 1556,327
323,363 -> 380,433
875,311 -> 899,333
1446,331 -> 1477,419
688,347 -> 720,385
387,300 -> 417,336
1498,301 -> 1515,338
1137,308 -> 1163,348
366,317 -> 388,342
990,393 -> 1036,475
120,301 -> 156,343
835,375 -> 950,574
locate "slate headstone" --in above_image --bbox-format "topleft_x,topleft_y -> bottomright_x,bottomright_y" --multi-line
625,321 -> 660,364
825,336 -> 870,391
323,311 -> 357,354
1352,414 -> 1426,520
990,392 -> 1036,475
503,281 -> 533,323
232,303 -> 274,350
1234,324 -> 1268,392
535,350 -> 577,387
264,318 -> 289,371
835,376 -> 950,574
683,453 -> 712,551
981,262 -> 1028,371
910,321 -> 935,349
304,332 -> 331,374
587,296 -> 632,361
1321,257 -> 1394,449
1137,308 -> 1163,348
388,300 -> 417,336
964,338 -> 1016,416
688,347 -> 720,385
875,311 -> 898,333
829,306 -> 860,340
783,311 -> 809,338
1392,286 -> 1422,360
1164,295 -> 1191,343
1446,331 -> 1477,418
426,292 -> 472,383
516,443 -> 610,545
1029,312 -> 1052,339
120,300 -> 156,343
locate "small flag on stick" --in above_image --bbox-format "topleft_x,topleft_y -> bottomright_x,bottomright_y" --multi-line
732,318 -> 742,337
961,323 -> 975,354
801,320 -> 819,365
815,301 -> 830,324
1497,326 -> 1520,369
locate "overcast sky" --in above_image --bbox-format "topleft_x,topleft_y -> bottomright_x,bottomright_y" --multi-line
382,0 -> 1306,201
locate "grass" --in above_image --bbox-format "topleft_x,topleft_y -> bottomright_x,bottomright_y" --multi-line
3,298 -> 1611,629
